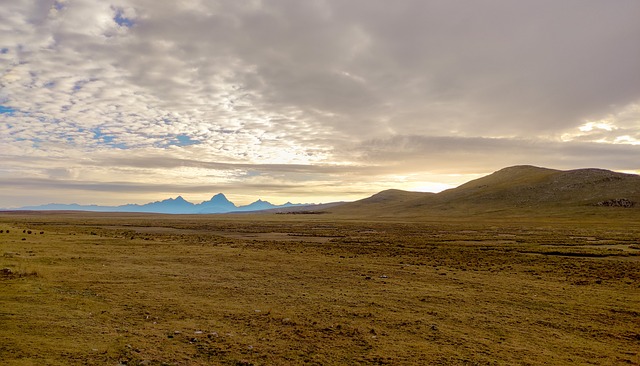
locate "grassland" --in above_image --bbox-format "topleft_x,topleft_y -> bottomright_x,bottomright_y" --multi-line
1,211 -> 639,365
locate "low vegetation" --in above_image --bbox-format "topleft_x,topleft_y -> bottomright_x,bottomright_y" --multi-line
1,211 -> 639,365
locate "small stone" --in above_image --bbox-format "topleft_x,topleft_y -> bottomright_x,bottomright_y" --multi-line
379,275 -> 388,279
174,330 -> 181,334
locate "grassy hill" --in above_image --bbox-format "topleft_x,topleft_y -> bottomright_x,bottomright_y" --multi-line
331,165 -> 640,218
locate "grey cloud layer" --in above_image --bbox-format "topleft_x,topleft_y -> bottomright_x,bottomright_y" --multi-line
1,0 -> 639,206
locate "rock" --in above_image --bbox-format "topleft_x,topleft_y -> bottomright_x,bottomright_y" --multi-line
596,198 -> 635,208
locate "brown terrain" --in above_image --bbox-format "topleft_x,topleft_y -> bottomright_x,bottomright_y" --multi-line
1,165 -> 639,365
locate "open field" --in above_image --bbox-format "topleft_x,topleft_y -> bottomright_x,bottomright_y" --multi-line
1,211 -> 639,365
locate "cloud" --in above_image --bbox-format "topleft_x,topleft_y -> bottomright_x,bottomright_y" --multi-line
1,0 -> 639,206
347,134 -> 640,173
560,102 -> 640,145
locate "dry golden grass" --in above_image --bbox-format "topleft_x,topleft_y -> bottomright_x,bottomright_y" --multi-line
1,211 -> 639,365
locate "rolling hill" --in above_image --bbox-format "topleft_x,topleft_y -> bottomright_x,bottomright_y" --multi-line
330,165 -> 640,217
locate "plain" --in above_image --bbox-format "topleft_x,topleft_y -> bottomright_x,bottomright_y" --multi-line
1,211 -> 639,365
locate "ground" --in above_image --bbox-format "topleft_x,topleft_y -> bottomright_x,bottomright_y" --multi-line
1,212 -> 639,365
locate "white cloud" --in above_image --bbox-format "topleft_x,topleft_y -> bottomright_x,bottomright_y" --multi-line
561,102 -> 640,145
1,0 -> 639,206
578,122 -> 616,132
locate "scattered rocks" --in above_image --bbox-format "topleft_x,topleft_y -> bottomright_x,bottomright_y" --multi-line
0,267 -> 37,278
596,198 -> 635,208
236,360 -> 254,366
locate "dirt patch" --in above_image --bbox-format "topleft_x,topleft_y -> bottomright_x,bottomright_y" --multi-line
213,231 -> 337,243
104,225 -> 337,243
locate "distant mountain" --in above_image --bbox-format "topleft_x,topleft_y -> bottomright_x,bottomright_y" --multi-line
331,165 -> 640,217
196,193 -> 237,213
13,193 -> 311,214
18,203 -> 111,211
120,196 -> 196,214
235,199 -> 276,212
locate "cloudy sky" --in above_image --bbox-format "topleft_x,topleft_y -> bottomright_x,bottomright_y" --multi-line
1,0 -> 639,207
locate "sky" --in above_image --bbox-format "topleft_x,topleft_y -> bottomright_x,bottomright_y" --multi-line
1,0 -> 640,207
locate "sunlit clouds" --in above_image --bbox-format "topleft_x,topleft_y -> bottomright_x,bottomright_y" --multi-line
561,102 -> 640,145
1,1 -> 639,207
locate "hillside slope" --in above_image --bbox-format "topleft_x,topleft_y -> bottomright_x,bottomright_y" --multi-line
330,165 -> 640,217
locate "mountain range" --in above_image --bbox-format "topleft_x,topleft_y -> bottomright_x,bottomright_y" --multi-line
6,165 -> 640,216
13,193 -> 311,214
329,165 -> 640,217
